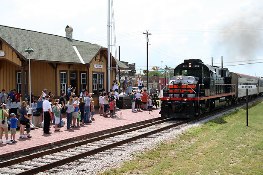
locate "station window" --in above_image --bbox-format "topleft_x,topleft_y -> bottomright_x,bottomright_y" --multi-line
92,73 -> 104,94
16,72 -> 27,94
80,73 -> 87,91
16,72 -> 22,93
60,72 -> 67,94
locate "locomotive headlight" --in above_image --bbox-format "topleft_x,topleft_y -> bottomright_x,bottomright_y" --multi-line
183,98 -> 187,101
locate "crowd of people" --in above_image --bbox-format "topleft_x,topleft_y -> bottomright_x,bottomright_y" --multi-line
0,78 -> 159,145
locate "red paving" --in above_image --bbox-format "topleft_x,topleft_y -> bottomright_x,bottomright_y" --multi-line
0,108 -> 160,156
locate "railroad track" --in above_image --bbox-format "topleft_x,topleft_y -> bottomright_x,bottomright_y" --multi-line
0,117 -> 186,175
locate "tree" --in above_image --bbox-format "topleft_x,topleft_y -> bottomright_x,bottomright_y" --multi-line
142,70 -> 162,77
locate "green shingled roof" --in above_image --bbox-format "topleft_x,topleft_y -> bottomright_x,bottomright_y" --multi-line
0,25 -> 128,69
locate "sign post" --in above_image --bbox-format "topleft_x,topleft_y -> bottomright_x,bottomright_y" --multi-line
238,85 -> 257,127
246,88 -> 248,127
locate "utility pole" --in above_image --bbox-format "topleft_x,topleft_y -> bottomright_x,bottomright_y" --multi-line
143,30 -> 151,91
118,45 -> 121,92
107,0 -> 111,92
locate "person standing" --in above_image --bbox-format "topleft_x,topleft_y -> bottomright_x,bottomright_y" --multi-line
141,89 -> 148,110
59,92 -> 66,105
99,92 -> 104,116
130,91 -> 136,112
147,96 -> 153,114
112,80 -> 119,92
109,99 -> 115,118
127,80 -> 133,94
35,96 -> 43,128
52,100 -> 61,132
60,101 -> 67,119
66,97 -> 74,130
103,93 -> 109,117
43,95 -> 52,134
114,89 -> 119,107
19,101 -> 30,139
9,99 -> 18,116
0,89 -> 8,104
67,85 -> 73,100
123,77 -> 128,94
9,113 -> 18,143
90,101 -> 95,121
72,96 -> 79,127
137,77 -> 143,90
79,97 -> 85,126
84,93 -> 91,123
135,90 -> 142,112
0,103 -> 11,144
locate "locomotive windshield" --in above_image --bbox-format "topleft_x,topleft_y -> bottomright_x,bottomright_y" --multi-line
174,68 -> 203,78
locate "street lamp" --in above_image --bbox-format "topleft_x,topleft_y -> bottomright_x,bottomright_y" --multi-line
25,47 -> 34,108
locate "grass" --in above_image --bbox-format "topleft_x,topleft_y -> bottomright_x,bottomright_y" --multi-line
101,102 -> 263,175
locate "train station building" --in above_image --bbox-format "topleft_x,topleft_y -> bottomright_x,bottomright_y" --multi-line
0,25 -> 127,104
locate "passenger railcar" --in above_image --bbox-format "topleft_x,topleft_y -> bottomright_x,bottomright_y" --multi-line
160,59 -> 261,118
259,78 -> 263,96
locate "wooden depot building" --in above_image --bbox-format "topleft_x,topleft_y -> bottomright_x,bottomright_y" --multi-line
0,25 -> 127,104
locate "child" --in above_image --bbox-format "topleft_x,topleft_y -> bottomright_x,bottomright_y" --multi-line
147,96 -> 153,114
77,112 -> 81,127
72,97 -> 79,127
90,101 -> 95,121
9,113 -> 18,143
109,99 -> 115,118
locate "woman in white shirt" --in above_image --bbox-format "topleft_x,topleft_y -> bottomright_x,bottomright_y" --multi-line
99,93 -> 104,116
103,93 -> 109,117
66,97 -> 74,130
135,91 -> 142,112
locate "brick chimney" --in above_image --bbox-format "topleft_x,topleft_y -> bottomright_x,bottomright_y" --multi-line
65,25 -> 73,40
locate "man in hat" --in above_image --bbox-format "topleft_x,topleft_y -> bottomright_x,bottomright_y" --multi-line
43,95 -> 52,134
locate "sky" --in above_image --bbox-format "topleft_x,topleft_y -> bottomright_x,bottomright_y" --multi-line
1,0 -> 263,76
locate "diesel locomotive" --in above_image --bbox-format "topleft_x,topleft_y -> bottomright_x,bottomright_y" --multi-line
160,59 -> 263,118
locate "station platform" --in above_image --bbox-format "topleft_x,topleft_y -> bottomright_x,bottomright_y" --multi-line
0,108 -> 160,158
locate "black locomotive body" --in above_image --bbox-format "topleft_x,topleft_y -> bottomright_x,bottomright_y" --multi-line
160,59 -> 235,118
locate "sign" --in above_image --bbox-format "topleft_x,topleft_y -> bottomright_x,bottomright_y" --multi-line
0,51 -> 5,57
94,64 -> 103,69
238,85 -> 257,89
